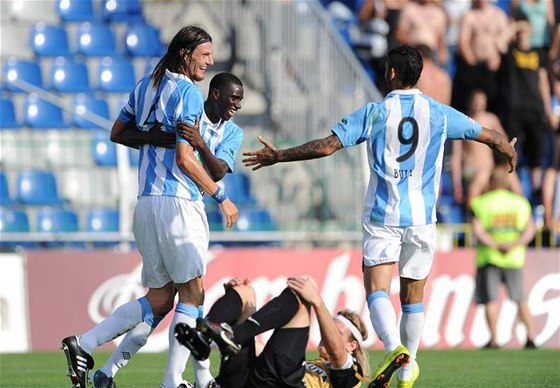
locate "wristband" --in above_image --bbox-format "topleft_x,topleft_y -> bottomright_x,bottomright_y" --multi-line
211,186 -> 228,203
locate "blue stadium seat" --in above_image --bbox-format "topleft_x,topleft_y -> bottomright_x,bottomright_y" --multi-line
36,207 -> 79,232
87,208 -> 119,231
440,170 -> 454,198
36,207 -> 80,248
16,170 -> 65,206
92,132 -> 117,166
29,23 -> 71,57
124,23 -> 164,57
102,0 -> 143,22
144,56 -> 160,74
0,98 -> 21,129
0,208 -> 31,249
437,195 -> 465,224
221,172 -> 256,205
76,22 -> 117,57
96,57 -> 136,92
207,209 -> 224,231
23,94 -> 68,129
0,172 -> 14,205
235,207 -> 276,232
72,94 -> 110,129
2,59 -> 43,92
50,57 -> 90,93
86,208 -> 119,247
57,0 -> 96,22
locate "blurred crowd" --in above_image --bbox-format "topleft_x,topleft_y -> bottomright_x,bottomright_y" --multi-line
323,0 -> 560,237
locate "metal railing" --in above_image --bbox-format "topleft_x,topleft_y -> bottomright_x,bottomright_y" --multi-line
203,0 -> 381,231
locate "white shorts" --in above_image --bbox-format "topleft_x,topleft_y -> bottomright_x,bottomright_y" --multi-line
133,196 -> 209,288
362,220 -> 436,280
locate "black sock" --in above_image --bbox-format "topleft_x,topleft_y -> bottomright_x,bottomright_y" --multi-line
232,288 -> 299,344
206,287 -> 243,325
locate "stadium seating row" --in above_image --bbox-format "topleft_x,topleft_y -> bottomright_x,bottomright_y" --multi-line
30,21 -> 163,58
0,203 -> 277,248
2,56 -> 145,94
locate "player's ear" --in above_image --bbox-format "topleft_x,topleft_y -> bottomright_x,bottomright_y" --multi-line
389,67 -> 396,81
211,88 -> 220,100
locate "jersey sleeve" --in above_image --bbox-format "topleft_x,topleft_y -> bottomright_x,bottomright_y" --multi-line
214,122 -> 243,172
443,104 -> 482,140
177,85 -> 204,145
331,103 -> 376,147
117,88 -> 137,124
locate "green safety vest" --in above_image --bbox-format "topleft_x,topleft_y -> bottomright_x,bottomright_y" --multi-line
470,189 -> 532,269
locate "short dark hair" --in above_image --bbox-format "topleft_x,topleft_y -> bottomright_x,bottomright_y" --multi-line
151,26 -> 212,88
386,45 -> 423,87
209,72 -> 243,93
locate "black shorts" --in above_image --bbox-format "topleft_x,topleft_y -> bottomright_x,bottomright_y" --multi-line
217,327 -> 309,388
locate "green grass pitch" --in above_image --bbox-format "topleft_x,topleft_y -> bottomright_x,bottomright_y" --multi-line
1,349 -> 559,387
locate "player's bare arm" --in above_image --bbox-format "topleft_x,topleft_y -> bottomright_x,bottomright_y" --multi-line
176,117 -> 230,181
475,127 -> 518,172
242,133 -> 343,171
110,120 -> 175,149
176,141 -> 238,228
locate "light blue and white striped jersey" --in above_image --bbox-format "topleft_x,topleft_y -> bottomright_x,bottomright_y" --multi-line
198,110 -> 243,173
118,69 -> 204,200
332,89 -> 482,226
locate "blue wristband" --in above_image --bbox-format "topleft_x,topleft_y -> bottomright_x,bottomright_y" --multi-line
211,186 -> 228,203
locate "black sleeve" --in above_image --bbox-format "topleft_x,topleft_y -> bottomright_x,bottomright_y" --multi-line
329,361 -> 363,388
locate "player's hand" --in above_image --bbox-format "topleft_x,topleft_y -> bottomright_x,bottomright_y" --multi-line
223,277 -> 250,290
149,122 -> 176,148
242,136 -> 278,171
219,197 -> 238,229
507,137 -> 518,173
287,276 -> 322,306
177,117 -> 205,150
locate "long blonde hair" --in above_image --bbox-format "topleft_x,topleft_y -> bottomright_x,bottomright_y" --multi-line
338,309 -> 370,379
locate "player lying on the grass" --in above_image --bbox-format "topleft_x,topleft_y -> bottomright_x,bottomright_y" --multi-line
61,72 -> 245,388
175,276 -> 370,388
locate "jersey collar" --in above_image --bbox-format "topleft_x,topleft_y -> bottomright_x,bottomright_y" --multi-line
387,88 -> 422,97
164,69 -> 194,84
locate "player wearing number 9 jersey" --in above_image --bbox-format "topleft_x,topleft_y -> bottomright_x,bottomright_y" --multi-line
242,45 -> 517,388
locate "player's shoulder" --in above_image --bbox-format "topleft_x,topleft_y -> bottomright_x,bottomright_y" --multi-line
224,120 -> 242,133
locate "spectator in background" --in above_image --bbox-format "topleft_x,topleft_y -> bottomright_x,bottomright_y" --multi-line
451,90 -> 522,208
415,44 -> 451,104
452,0 -> 509,114
442,0 -> 472,76
359,0 -> 409,52
470,166 -> 537,349
545,23 -> 560,234
500,16 -> 555,221
511,0 -> 555,51
395,0 -> 448,65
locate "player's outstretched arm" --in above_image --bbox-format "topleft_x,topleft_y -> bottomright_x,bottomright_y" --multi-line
474,127 -> 518,172
242,134 -> 343,171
